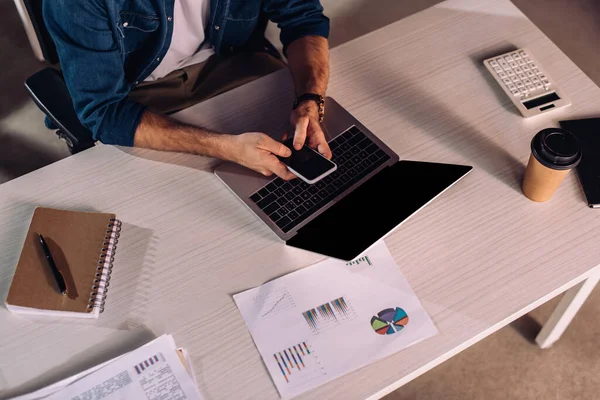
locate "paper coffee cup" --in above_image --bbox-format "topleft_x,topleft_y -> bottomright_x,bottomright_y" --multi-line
522,128 -> 582,202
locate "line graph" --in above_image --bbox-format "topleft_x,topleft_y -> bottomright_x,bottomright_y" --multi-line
252,287 -> 296,319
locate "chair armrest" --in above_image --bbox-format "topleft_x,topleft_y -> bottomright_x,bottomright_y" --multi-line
25,68 -> 95,151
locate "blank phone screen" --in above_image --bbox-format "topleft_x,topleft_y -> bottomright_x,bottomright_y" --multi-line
279,139 -> 336,181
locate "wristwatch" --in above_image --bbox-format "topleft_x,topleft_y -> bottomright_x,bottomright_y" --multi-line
293,93 -> 325,123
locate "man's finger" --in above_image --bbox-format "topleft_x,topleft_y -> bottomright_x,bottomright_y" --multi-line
258,135 -> 292,158
268,158 -> 296,180
293,117 -> 309,150
309,125 -> 333,159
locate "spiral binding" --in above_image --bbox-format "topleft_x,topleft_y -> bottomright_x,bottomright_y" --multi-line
88,218 -> 121,313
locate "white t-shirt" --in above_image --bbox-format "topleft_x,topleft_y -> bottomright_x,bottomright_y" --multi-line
145,0 -> 215,81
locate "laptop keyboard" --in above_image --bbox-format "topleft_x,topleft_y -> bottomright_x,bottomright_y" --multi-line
249,126 -> 391,233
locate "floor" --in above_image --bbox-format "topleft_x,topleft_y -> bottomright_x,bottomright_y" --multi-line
3,0 -> 600,399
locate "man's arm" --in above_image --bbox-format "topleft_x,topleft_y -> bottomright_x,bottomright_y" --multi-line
134,112 -> 295,179
286,36 -> 331,157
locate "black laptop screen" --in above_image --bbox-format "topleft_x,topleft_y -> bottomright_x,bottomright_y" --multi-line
286,161 -> 472,260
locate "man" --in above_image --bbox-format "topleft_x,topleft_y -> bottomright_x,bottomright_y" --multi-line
44,0 -> 331,180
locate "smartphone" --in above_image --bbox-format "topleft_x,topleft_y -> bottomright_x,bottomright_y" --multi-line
279,138 -> 337,184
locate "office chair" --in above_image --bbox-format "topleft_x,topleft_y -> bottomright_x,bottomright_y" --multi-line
21,0 -> 283,154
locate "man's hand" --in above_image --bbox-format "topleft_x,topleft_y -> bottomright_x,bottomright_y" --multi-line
225,132 -> 297,180
290,101 -> 332,159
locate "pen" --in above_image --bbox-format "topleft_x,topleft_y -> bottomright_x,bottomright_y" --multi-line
38,234 -> 67,295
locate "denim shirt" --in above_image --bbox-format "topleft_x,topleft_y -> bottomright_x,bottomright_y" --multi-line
43,0 -> 329,146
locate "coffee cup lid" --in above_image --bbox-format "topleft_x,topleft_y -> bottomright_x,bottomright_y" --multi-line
531,128 -> 582,170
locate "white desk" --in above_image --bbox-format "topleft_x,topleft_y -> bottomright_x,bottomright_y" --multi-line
1,0 -> 600,398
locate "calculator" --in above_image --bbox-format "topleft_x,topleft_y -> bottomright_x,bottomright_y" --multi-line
483,49 -> 570,118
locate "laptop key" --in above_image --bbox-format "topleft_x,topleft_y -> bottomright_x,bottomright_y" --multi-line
293,197 -> 303,205
292,186 -> 303,195
290,179 -> 301,186
323,176 -> 333,184
332,179 -> 343,188
361,159 -> 372,168
282,182 -> 293,191
273,178 -> 285,187
358,150 -> 369,159
274,188 -> 285,197
300,182 -> 310,190
277,197 -> 287,206
350,147 -> 361,155
285,192 -> 295,200
340,143 -> 351,152
276,216 -> 292,229
329,141 -> 340,150
301,191 -> 311,200
264,202 -> 279,215
337,155 -> 347,164
330,171 -> 340,179
341,175 -> 350,183
311,194 -> 322,203
349,126 -> 360,135
308,186 -> 318,195
318,189 -> 328,198
266,182 -> 277,192
269,211 -> 281,222
375,149 -> 386,158
366,143 -> 379,154
296,205 -> 307,215
258,188 -> 270,197
288,211 -> 299,220
304,199 -> 315,209
342,130 -> 353,140
316,181 -> 326,189
355,164 -> 365,173
348,169 -> 358,178
250,193 -> 261,203
357,138 -> 372,149
351,156 -> 361,164
285,202 -> 296,211
368,154 -> 379,163
257,193 -> 276,209
348,133 -> 366,146
278,206 -> 289,215
346,160 -> 355,168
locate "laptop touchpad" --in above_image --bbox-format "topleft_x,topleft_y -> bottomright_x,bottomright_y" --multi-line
286,160 -> 472,261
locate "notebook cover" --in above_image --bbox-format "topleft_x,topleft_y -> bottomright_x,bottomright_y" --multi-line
559,119 -> 600,207
6,207 -> 116,313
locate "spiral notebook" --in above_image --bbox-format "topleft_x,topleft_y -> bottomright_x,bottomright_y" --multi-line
5,207 -> 121,318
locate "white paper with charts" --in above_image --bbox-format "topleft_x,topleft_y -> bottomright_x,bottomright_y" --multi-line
234,241 -> 437,398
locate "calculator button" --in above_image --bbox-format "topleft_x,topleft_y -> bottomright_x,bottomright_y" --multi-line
535,82 -> 544,89
533,69 -> 542,75
519,87 -> 529,94
526,71 -> 536,78
511,89 -> 521,96
505,55 -> 514,62
498,72 -> 508,79
514,67 -> 523,73
517,59 -> 527,66
512,53 -> 521,60
502,78 -> 512,85
542,79 -> 551,86
523,78 -> 532,85
516,82 -> 525,88
507,84 -> 517,90
529,62 -> 537,69
507,70 -> 515,76
531,76 -> 540,83
494,66 -> 503,73
509,62 -> 518,68
489,60 -> 499,67
511,76 -> 520,83
526,84 -> 535,90
519,51 -> 528,57
538,74 -> 547,80
521,65 -> 530,71
518,73 -> 527,80
526,57 -> 534,63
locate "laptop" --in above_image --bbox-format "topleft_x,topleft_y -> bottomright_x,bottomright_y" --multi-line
215,97 -> 472,260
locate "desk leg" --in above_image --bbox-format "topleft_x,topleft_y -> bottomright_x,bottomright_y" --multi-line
535,270 -> 600,349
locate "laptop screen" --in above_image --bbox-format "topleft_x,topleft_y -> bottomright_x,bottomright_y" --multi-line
286,160 -> 472,260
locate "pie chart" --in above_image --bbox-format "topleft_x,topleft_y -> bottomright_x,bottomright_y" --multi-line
371,307 -> 409,335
